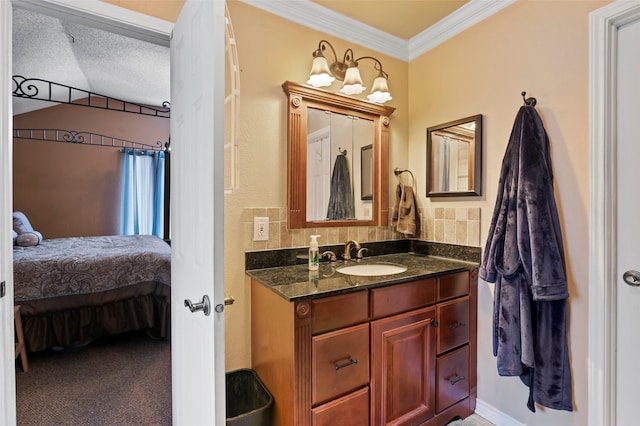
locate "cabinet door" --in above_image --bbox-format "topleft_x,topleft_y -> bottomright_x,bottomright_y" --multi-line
371,307 -> 437,426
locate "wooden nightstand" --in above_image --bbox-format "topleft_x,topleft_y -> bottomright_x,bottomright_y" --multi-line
14,305 -> 28,372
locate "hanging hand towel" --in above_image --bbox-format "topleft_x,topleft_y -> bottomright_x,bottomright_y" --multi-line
394,183 -> 419,237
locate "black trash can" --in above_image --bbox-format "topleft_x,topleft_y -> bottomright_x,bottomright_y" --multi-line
226,369 -> 273,426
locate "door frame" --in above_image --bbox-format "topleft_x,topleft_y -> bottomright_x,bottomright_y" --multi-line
588,1 -> 640,425
1,1 -> 174,424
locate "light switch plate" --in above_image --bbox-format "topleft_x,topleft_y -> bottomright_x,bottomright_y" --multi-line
253,217 -> 269,241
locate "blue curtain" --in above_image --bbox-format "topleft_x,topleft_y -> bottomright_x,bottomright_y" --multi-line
119,149 -> 165,237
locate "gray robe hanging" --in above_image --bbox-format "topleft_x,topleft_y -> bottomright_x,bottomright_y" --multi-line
326,154 -> 354,220
479,105 -> 573,412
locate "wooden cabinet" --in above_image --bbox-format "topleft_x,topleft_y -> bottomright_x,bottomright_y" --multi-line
251,268 -> 478,426
371,307 -> 437,425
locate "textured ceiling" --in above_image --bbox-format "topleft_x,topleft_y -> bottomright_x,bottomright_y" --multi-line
12,7 -> 170,115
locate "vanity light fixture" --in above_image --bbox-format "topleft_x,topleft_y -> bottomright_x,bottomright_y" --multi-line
306,39 -> 392,104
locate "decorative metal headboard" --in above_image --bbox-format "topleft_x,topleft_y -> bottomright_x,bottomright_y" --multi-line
12,75 -> 170,118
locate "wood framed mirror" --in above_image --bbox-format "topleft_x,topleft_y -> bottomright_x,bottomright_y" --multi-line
426,114 -> 482,197
283,81 -> 395,229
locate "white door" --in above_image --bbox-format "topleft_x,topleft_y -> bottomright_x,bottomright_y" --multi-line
0,1 -> 16,424
170,0 -> 226,424
615,16 -> 640,426
1,0 -> 226,423
589,2 -> 640,425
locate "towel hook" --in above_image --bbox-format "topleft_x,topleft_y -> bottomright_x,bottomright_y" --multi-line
338,147 -> 347,156
521,91 -> 537,107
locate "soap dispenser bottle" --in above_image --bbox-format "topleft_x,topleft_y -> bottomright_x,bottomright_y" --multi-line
309,235 -> 320,271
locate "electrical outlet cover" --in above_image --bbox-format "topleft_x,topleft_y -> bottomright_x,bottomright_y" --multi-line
253,217 -> 269,241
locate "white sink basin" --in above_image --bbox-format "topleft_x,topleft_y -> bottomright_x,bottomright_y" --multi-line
336,262 -> 407,276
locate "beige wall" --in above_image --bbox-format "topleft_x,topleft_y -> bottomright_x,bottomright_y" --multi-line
93,1 -> 609,424
408,1 -> 608,424
223,0 -> 410,370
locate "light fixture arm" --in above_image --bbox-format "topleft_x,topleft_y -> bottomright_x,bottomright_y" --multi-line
353,56 -> 389,80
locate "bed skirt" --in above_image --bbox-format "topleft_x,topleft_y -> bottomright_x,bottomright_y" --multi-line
19,282 -> 170,352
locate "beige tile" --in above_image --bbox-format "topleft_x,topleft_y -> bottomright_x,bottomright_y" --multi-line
266,207 -> 279,222
338,227 -> 349,244
325,227 -> 339,245
444,219 -> 456,244
435,207 -> 445,219
434,219 -> 444,242
426,207 -> 436,219
280,223 -> 292,248
469,207 -> 481,220
425,219 -> 435,242
455,208 -> 468,220
445,208 -> 456,220
267,222 -> 280,249
467,220 -> 481,247
455,220 -> 468,245
291,229 -> 305,248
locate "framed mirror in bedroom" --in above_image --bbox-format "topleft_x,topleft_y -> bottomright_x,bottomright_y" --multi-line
282,81 -> 395,229
426,114 -> 482,197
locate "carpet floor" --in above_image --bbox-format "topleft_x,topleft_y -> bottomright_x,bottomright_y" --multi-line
15,330 -> 172,426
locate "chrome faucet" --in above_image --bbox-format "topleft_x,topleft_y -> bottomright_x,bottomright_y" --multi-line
343,240 -> 361,261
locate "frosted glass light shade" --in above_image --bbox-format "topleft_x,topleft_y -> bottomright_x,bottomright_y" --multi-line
367,75 -> 392,103
340,66 -> 366,95
307,56 -> 335,87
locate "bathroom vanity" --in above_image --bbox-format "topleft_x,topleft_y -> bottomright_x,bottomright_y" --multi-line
248,252 -> 478,426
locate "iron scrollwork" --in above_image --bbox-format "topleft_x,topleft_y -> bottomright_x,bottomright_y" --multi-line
12,75 -> 171,119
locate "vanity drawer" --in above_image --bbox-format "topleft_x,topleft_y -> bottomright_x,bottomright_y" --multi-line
436,345 -> 469,412
312,290 -> 369,335
312,323 -> 370,405
312,386 -> 369,426
370,277 -> 436,319
437,271 -> 470,302
437,296 -> 469,354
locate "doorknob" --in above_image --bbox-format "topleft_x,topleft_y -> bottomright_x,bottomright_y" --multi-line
184,295 -> 211,316
623,270 -> 640,287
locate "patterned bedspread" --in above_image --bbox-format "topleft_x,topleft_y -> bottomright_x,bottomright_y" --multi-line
13,235 -> 171,302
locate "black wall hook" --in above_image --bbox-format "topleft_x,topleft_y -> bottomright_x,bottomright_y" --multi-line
521,91 -> 537,107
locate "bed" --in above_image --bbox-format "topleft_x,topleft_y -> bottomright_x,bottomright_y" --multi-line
13,234 -> 171,352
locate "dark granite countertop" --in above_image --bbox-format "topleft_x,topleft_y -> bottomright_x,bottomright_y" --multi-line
246,252 -> 478,301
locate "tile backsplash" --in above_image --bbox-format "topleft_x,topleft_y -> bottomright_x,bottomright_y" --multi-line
243,207 -> 481,251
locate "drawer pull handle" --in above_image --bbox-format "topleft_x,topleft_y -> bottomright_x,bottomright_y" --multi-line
449,322 -> 466,329
448,375 -> 466,386
334,358 -> 358,370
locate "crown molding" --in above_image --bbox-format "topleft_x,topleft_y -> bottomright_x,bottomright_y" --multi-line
239,0 -> 514,62
409,0 -> 516,61
239,0 -> 408,61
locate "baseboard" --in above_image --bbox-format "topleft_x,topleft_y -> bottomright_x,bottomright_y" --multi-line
475,399 -> 526,426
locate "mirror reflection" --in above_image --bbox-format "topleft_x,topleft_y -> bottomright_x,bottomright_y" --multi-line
283,81 -> 395,229
426,114 -> 482,197
307,108 -> 374,221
